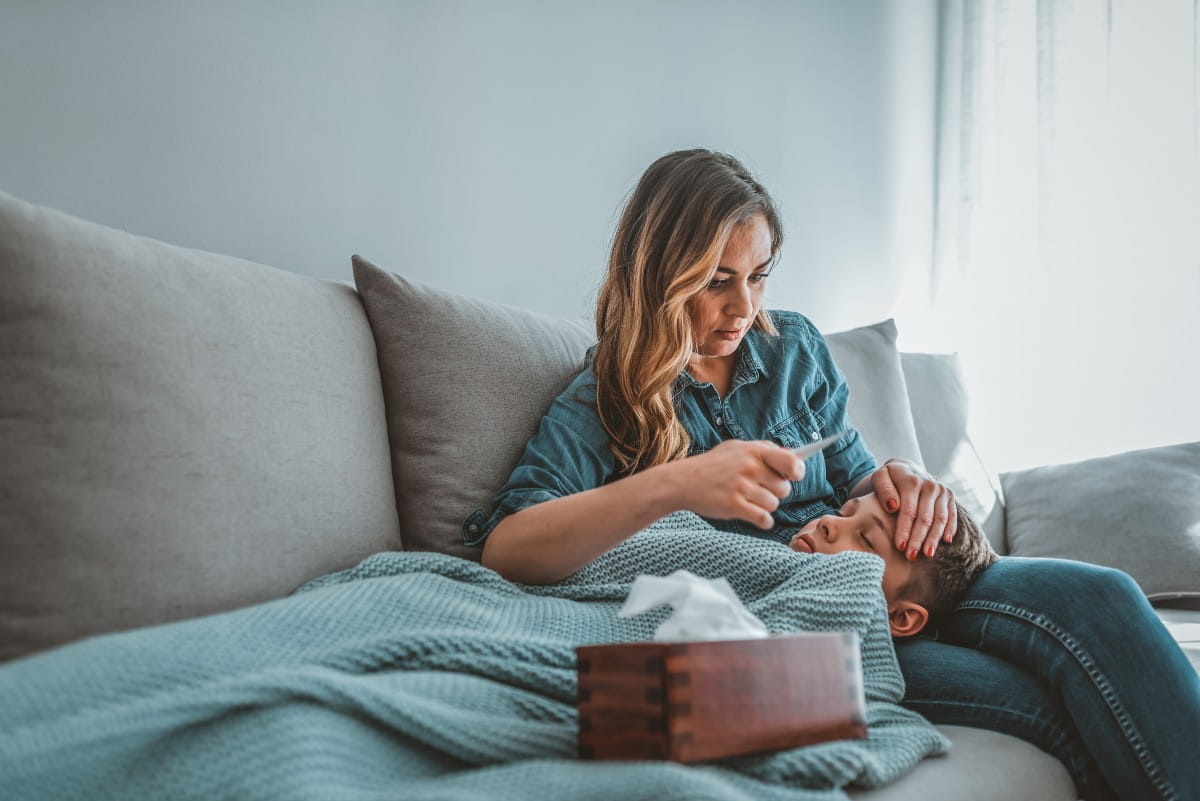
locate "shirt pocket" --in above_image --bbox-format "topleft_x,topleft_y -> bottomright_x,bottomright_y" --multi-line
767,405 -> 831,503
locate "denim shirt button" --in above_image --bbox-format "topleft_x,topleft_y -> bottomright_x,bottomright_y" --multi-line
715,416 -> 724,427
467,524 -> 480,534
810,430 -> 820,440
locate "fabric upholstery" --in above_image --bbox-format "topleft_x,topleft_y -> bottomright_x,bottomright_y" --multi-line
1002,442 -> 1200,600
900,352 -> 1006,553
824,319 -> 925,468
0,190 -> 401,662
850,725 -> 1075,800
352,255 -> 594,560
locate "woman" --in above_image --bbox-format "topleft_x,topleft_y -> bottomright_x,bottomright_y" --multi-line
475,149 -> 1199,800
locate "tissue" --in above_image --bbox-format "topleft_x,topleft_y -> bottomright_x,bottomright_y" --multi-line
618,569 -> 769,641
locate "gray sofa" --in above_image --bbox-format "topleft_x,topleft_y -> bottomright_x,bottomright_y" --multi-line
2,188 -> 1197,800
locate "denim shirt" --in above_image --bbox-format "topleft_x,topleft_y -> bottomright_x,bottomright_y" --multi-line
462,310 -> 877,548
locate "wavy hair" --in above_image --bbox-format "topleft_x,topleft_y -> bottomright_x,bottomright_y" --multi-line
593,149 -> 784,476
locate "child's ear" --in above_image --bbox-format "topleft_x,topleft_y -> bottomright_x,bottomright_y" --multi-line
888,601 -> 929,638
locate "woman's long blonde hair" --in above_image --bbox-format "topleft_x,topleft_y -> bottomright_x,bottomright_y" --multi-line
593,149 -> 784,476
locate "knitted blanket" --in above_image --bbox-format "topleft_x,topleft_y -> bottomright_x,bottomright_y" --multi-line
0,512 -> 947,800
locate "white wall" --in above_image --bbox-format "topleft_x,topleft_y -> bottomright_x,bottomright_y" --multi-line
0,0 -> 936,331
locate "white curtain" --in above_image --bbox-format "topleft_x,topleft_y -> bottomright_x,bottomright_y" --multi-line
908,0 -> 1200,472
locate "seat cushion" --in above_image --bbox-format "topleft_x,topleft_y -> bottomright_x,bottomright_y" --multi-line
0,190 -> 401,662
848,725 -> 1076,800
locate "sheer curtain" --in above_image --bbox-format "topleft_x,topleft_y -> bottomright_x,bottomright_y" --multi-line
906,0 -> 1200,472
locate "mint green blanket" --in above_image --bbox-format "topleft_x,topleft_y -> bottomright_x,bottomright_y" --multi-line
0,512 -> 947,800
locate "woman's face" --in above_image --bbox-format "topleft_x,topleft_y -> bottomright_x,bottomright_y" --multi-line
689,213 -> 774,359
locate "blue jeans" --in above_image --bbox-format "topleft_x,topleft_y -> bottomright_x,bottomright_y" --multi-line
896,557 -> 1200,801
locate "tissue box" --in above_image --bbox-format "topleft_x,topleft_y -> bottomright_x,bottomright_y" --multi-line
576,632 -> 867,763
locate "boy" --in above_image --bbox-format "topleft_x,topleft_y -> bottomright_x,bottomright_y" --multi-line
789,493 -> 997,638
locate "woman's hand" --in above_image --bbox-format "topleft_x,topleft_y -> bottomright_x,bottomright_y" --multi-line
870,459 -> 957,560
671,440 -> 805,530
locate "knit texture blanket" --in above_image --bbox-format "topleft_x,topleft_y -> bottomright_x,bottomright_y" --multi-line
0,512 -> 947,800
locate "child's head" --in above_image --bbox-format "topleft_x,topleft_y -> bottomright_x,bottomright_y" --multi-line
788,493 -> 997,638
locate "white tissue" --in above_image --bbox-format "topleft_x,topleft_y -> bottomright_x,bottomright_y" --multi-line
618,569 -> 769,642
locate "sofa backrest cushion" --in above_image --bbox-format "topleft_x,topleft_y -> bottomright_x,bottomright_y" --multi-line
1002,442 -> 1200,601
900,352 -> 1007,553
0,190 -> 402,662
353,257 -> 924,560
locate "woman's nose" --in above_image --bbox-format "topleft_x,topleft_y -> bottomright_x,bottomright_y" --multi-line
725,281 -> 754,317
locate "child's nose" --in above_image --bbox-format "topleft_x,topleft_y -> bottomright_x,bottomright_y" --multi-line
819,518 -> 838,542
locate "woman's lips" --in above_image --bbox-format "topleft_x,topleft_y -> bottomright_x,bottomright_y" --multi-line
716,329 -> 741,341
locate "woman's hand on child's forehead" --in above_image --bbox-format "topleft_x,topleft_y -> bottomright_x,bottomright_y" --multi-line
868,461 -> 959,561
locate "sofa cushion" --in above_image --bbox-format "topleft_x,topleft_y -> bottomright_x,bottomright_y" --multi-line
353,257 -> 925,560
352,256 -> 594,561
900,352 -> 1006,553
1001,442 -> 1200,601
0,190 -> 402,662
825,319 -> 924,468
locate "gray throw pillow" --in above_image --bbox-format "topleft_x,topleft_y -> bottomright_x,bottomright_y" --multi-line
0,190 -> 402,662
352,256 -> 595,561
353,257 -> 927,561
1001,442 -> 1200,600
825,319 -> 925,469
901,352 -> 1006,553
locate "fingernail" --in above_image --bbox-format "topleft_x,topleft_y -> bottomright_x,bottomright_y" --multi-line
887,499 -> 899,512
897,539 -> 907,551
926,544 -> 935,556
907,549 -> 917,561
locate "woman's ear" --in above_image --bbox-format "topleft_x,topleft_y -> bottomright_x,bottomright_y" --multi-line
888,601 -> 929,638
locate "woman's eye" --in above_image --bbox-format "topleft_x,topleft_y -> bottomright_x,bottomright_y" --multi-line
748,273 -> 769,285
707,279 -> 729,290
859,531 -> 875,550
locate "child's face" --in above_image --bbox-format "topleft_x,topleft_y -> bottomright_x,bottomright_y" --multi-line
788,493 -> 918,609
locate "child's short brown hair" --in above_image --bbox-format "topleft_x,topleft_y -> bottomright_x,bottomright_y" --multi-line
900,502 -> 998,629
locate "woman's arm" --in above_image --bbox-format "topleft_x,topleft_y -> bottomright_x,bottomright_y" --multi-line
482,439 -> 803,584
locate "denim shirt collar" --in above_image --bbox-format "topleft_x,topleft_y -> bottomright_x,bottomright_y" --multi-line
675,325 -> 771,395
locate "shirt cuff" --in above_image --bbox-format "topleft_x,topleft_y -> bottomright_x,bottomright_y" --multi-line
462,488 -> 561,547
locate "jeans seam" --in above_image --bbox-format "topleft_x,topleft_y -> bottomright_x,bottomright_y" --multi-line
904,699 -> 1058,732
957,599 -> 1178,801
904,699 -> 1076,769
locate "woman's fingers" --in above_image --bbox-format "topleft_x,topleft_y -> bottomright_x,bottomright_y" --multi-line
761,445 -> 805,482
742,483 -> 781,529
944,498 -> 959,544
871,465 -> 910,548
904,486 -> 939,561
871,466 -> 902,517
923,490 -> 957,555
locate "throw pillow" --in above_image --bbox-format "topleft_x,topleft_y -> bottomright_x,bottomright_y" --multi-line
1001,442 -> 1200,600
352,256 -> 595,561
825,319 -> 925,469
900,352 -> 1006,553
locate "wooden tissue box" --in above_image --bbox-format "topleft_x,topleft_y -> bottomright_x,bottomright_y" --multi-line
576,632 -> 866,763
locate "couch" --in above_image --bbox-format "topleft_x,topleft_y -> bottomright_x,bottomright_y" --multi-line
2,188 -> 1197,800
